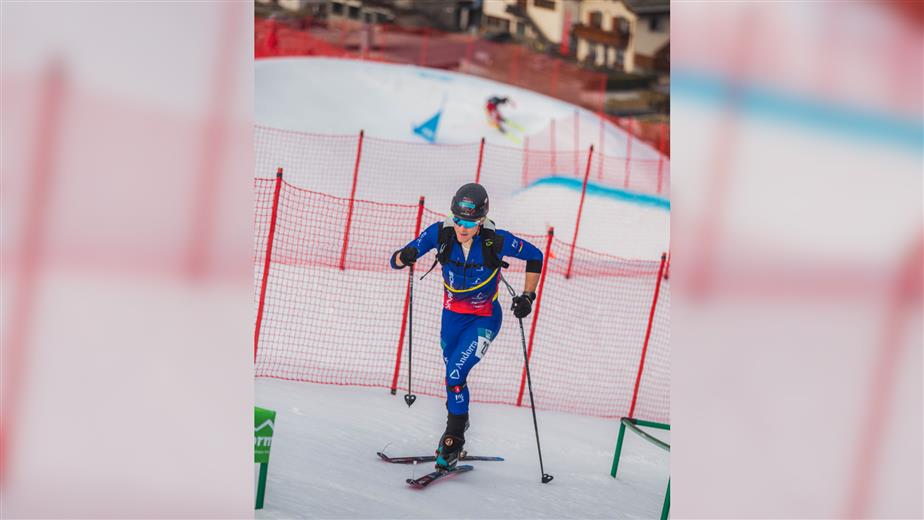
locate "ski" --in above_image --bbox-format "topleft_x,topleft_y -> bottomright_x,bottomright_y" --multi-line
378,451 -> 504,464
500,129 -> 522,145
505,119 -> 526,132
406,465 -> 474,488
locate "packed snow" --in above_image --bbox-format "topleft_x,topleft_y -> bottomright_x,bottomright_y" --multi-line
255,57 -> 663,157
256,379 -> 669,519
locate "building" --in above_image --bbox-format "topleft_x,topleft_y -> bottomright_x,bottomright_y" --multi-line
625,0 -> 669,73
482,0 -> 565,50
325,0 -> 396,24
481,0 -> 669,74
323,1 -> 479,31
256,0 -> 328,16
571,0 -> 636,71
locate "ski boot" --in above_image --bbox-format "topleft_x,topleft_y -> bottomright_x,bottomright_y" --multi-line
435,412 -> 468,471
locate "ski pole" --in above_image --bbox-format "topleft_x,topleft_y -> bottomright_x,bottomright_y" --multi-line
404,263 -> 417,407
500,274 -> 553,484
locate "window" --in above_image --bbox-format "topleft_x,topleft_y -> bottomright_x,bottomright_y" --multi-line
534,0 -> 556,9
648,16 -> 666,32
485,15 -> 511,32
613,17 -> 629,34
331,2 -> 343,16
348,5 -> 360,19
589,11 -> 602,28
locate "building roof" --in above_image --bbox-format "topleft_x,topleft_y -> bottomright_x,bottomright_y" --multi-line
624,0 -> 669,16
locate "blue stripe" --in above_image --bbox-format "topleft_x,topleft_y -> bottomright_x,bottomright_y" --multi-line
526,176 -> 670,210
672,69 -> 924,152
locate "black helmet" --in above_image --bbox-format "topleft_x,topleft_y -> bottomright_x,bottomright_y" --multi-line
451,183 -> 489,220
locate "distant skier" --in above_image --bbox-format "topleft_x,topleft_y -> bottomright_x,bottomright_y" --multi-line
485,96 -> 512,132
390,183 -> 543,471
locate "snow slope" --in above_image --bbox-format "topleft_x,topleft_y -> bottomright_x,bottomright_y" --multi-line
255,57 -> 663,157
256,378 -> 669,519
255,57 -> 670,260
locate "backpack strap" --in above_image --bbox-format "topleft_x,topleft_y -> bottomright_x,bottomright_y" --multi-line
479,219 -> 508,270
420,217 -> 456,280
436,216 -> 457,265
420,218 -> 508,280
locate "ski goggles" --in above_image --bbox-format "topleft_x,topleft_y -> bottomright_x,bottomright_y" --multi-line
452,216 -> 481,229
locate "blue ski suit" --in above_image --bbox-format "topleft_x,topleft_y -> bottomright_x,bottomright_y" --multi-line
390,219 -> 543,415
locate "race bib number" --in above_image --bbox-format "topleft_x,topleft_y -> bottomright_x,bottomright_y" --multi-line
476,335 -> 492,359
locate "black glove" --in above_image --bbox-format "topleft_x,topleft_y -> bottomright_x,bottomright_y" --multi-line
397,246 -> 418,267
511,292 -> 536,319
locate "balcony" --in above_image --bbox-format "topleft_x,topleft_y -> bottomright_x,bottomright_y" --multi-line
572,23 -> 630,48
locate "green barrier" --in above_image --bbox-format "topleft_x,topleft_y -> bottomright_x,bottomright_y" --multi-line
255,407 -> 276,510
611,417 -> 670,520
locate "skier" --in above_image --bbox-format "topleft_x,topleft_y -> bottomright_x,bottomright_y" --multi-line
485,96 -> 512,131
390,183 -> 543,471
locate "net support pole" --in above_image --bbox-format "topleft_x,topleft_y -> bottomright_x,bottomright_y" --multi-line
255,168 -> 284,363
475,137 -> 485,184
628,252 -> 668,418
565,145 -> 594,279
339,130 -> 364,271
390,196 -> 426,394
516,227 -> 554,407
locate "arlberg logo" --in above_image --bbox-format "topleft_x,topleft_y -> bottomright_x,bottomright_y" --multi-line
254,419 -> 274,448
